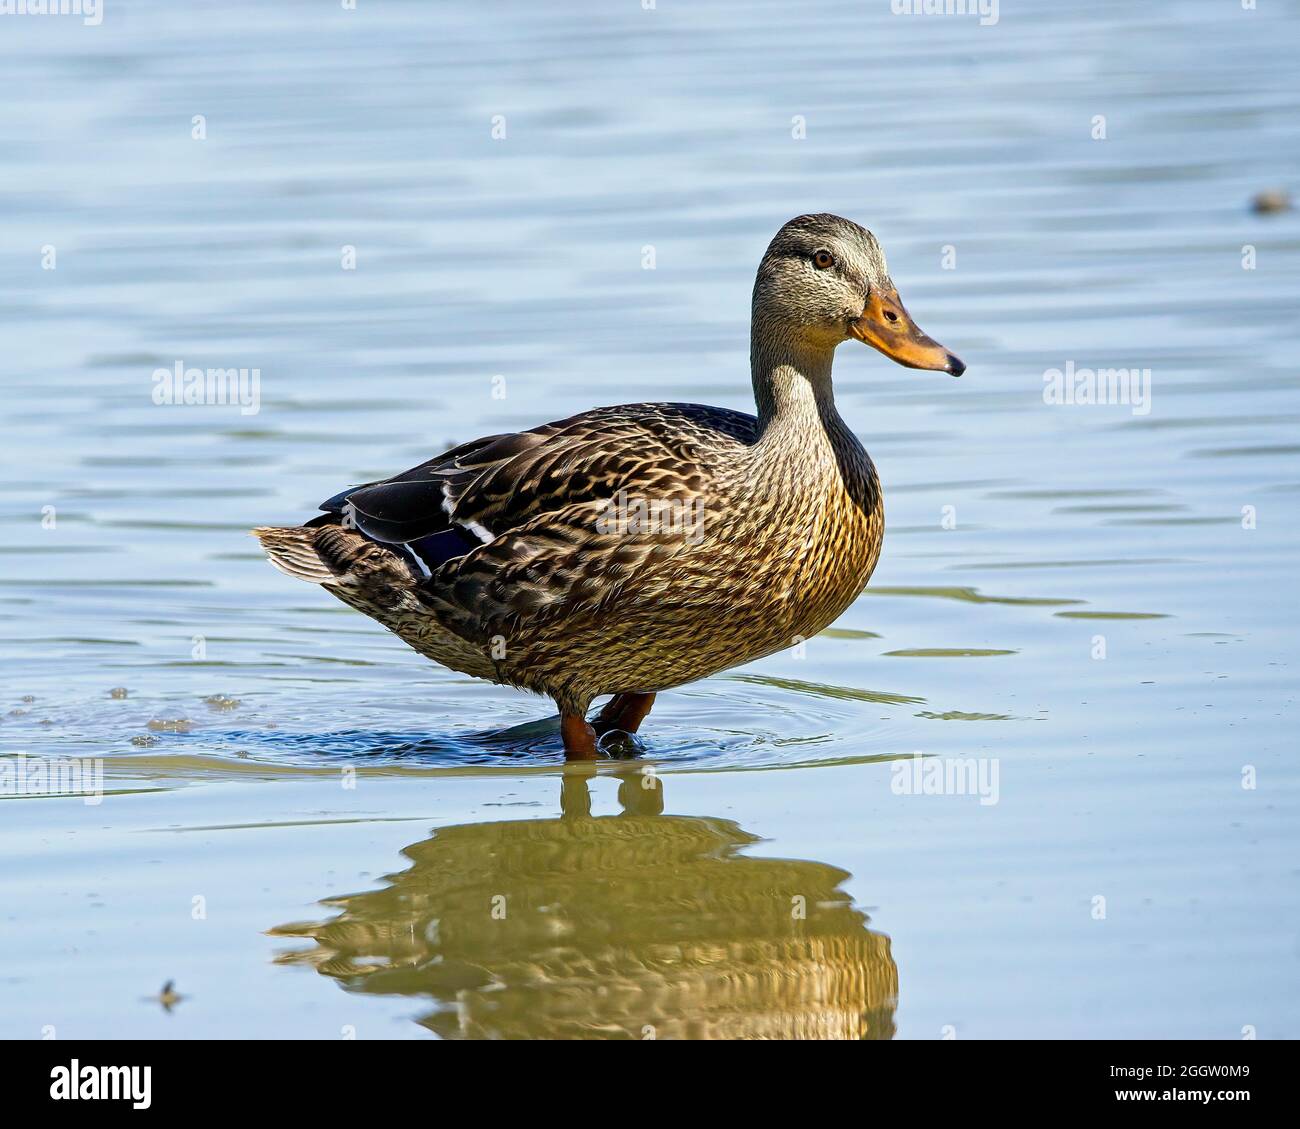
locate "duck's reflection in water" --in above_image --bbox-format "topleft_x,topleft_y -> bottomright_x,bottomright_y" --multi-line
272,771 -> 897,1039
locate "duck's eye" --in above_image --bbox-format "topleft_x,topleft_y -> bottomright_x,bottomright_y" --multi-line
812,250 -> 835,270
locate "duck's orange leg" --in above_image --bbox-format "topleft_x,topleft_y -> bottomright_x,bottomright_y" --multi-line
560,713 -> 600,761
593,692 -> 656,735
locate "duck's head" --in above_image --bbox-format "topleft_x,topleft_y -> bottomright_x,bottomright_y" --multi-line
753,213 -> 964,376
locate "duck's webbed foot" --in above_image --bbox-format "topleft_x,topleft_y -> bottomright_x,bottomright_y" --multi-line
591,692 -> 656,736
586,692 -> 656,758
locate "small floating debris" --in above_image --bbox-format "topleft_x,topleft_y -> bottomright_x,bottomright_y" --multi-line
130,735 -> 158,747
151,980 -> 184,1012
20,695 -> 35,703
146,718 -> 192,733
1251,188 -> 1291,214
109,687 -> 129,699
203,694 -> 240,711
8,708 -> 29,717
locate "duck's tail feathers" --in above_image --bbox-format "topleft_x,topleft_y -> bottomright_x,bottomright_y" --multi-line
251,522 -> 420,598
252,525 -> 341,584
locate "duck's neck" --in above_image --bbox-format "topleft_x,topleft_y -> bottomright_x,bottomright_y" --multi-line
750,335 -> 844,445
748,333 -> 878,523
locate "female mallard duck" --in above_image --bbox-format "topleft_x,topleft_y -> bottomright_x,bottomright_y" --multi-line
255,214 -> 963,760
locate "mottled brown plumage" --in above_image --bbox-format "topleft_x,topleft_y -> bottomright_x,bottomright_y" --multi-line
254,214 -> 963,758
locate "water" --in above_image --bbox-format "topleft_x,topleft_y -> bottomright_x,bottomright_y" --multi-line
2,0 -> 1298,1038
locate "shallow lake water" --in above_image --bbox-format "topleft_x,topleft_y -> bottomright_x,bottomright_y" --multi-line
1,0 -> 1298,1038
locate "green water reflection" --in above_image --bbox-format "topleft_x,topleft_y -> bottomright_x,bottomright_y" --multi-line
273,772 -> 897,1039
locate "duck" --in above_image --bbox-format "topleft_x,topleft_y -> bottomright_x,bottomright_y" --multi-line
254,214 -> 964,760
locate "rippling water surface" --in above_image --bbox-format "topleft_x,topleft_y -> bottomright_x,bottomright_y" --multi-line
2,0 -> 1298,1038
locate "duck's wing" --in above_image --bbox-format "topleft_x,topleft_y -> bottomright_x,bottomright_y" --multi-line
320,402 -> 756,577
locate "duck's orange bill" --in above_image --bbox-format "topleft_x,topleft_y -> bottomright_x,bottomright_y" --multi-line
850,288 -> 965,376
